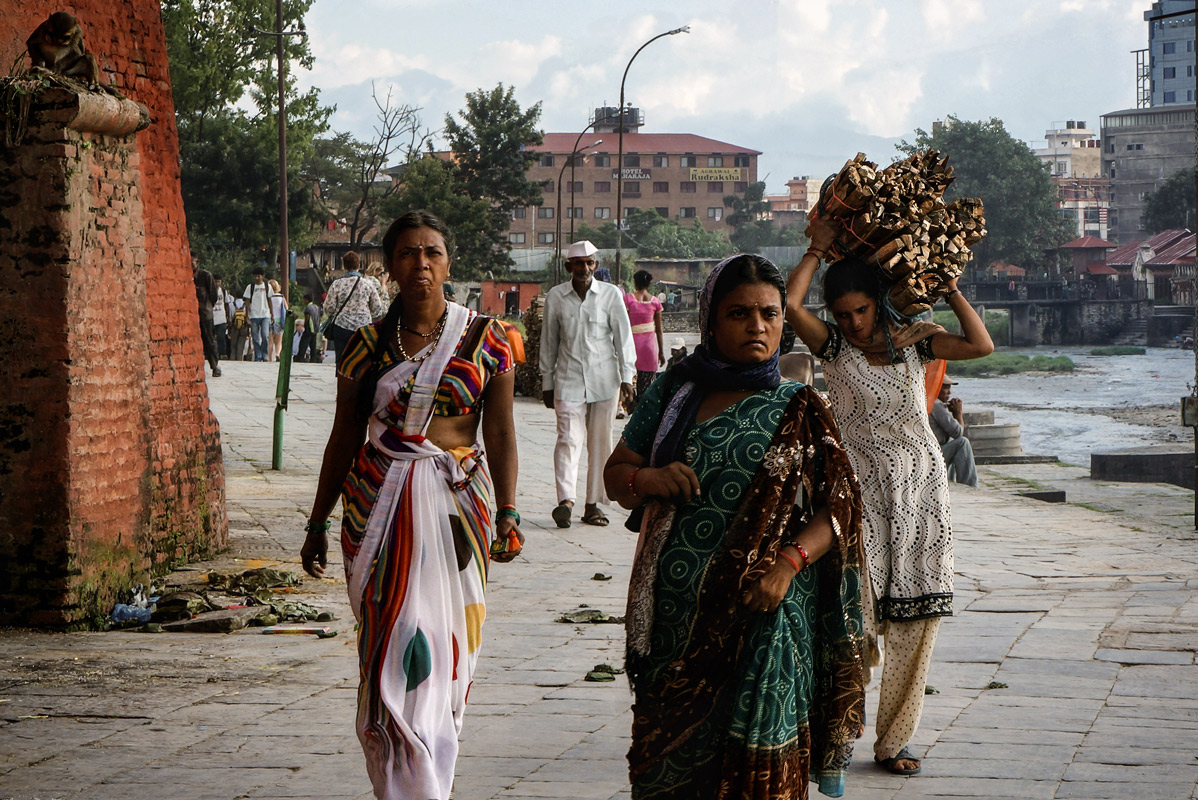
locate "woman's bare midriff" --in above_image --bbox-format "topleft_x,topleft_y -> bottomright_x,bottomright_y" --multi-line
424,411 -> 481,451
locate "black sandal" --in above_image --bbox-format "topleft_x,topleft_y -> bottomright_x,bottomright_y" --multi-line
552,501 -> 573,528
581,506 -> 609,526
876,746 -> 921,775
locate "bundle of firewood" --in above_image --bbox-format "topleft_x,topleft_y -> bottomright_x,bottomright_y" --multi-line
815,150 -> 986,317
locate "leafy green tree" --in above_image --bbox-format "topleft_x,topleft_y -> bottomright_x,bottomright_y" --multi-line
443,84 -> 544,274
379,156 -> 496,280
637,220 -> 733,259
163,0 -> 330,256
572,222 -> 619,249
1141,167 -> 1196,233
722,181 -> 777,251
898,116 -> 1072,270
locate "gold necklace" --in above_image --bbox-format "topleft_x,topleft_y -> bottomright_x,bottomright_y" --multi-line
396,314 -> 447,363
401,307 -> 448,338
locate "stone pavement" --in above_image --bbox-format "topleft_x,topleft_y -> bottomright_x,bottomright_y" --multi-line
2,359 -> 1197,800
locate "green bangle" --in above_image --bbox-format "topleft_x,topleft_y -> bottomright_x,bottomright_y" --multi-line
306,519 -> 330,535
496,507 -> 521,525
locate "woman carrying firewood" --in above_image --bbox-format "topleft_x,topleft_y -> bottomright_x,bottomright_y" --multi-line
786,213 -> 993,776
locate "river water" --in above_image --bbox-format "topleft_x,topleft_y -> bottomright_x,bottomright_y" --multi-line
952,347 -> 1193,467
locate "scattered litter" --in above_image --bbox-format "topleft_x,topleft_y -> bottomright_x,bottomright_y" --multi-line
591,573 -> 612,581
153,591 -> 210,622
109,584 -> 160,628
138,623 -> 164,633
556,609 -> 624,624
162,607 -> 262,634
261,625 -> 337,639
924,685 -> 939,695
206,568 -> 300,592
584,663 -> 625,682
985,681 -> 1008,690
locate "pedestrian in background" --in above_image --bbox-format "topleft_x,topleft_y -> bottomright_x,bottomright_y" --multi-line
267,279 -> 286,362
540,240 -> 636,529
242,268 -> 271,361
229,297 -> 249,362
296,293 -> 321,363
193,261 -> 221,377
323,250 -> 383,367
623,269 -> 665,406
786,214 -> 993,776
212,276 -> 232,360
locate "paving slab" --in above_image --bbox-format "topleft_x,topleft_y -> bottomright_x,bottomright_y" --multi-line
2,361 -> 1198,800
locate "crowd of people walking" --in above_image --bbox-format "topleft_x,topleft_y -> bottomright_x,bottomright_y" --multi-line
280,207 -> 993,800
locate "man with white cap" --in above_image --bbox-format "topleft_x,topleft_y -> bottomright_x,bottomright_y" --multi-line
540,240 -> 636,528
928,377 -> 978,487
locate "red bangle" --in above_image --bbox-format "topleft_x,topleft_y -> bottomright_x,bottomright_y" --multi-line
777,549 -> 802,574
794,544 -> 810,570
629,468 -> 641,497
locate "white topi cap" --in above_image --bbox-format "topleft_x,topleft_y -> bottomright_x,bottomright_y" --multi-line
670,336 -> 686,350
566,240 -> 598,259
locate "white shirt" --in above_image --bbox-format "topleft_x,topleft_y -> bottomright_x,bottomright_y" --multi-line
243,281 -> 270,319
212,288 -> 230,325
540,279 -> 636,403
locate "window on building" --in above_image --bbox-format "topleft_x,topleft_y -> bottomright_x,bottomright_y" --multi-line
707,207 -> 723,220
679,155 -> 697,167
569,154 -> 586,167
680,181 -> 697,193
653,181 -> 669,193
594,207 -> 611,219
1136,144 -> 1144,150
1164,67 -> 1177,79
511,207 -> 527,219
1189,39 -> 1194,52
509,232 -> 526,244
1056,161 -> 1068,175
623,181 -> 640,195
622,207 -> 636,217
570,181 -> 583,193
655,207 -> 669,218
707,156 -> 724,167
1106,143 -> 1115,153
1190,90 -> 1195,102
540,155 -> 555,167
624,154 -> 640,167
1189,65 -> 1194,77
594,181 -> 611,193
595,155 -> 611,167
566,207 -> 584,219
734,155 -> 750,167
538,207 -> 554,219
538,232 -> 555,244
543,181 -> 554,193
652,155 -> 669,167
734,182 -> 748,193
707,181 -> 724,193
1163,41 -> 1176,54
1164,91 -> 1177,103
1084,208 -> 1101,223
679,207 -> 697,219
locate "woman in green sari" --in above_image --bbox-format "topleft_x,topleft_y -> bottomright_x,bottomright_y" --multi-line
605,254 -> 866,799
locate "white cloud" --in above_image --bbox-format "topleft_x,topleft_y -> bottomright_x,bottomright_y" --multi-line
440,35 -> 565,90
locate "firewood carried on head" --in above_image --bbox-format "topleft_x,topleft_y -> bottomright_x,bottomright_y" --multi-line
813,150 -> 987,319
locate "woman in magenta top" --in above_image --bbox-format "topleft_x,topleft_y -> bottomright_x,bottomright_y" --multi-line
624,270 -> 666,404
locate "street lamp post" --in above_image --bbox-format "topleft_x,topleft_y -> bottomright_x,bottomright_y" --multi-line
615,25 -> 689,285
553,129 -> 604,281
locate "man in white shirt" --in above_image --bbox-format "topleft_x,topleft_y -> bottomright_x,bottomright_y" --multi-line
928,378 -> 978,487
540,240 -> 636,528
242,267 -> 271,362
212,276 -> 232,359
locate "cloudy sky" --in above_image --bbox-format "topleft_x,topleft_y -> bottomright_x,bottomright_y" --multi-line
297,0 -> 1149,193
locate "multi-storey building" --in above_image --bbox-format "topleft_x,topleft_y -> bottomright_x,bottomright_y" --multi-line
1100,104 -> 1194,243
1031,121 -> 1103,178
1143,0 -> 1196,106
507,107 -> 760,250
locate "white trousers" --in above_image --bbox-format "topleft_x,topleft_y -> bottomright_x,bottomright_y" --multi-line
553,395 -> 617,505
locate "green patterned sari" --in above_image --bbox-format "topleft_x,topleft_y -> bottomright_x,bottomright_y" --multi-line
623,377 -> 865,800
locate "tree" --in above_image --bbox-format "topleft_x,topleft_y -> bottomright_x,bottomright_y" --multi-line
443,84 -> 544,274
163,0 -> 331,256
307,87 -> 428,245
572,222 -> 619,249
1141,167 -> 1196,233
638,220 -> 733,259
897,116 -> 1073,270
379,156 -> 496,280
723,181 -> 777,251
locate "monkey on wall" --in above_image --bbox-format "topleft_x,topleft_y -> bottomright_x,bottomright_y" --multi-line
26,11 -> 101,86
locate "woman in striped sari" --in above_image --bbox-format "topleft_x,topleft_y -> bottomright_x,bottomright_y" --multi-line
302,210 -> 522,800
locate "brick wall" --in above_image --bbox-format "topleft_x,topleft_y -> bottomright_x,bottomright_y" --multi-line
0,3 -> 226,628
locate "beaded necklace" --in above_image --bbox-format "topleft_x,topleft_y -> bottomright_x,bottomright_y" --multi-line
395,306 -> 448,363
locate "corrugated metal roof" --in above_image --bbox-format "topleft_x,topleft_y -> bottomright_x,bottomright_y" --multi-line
1060,235 -> 1117,249
1146,233 -> 1196,266
1106,229 -> 1190,265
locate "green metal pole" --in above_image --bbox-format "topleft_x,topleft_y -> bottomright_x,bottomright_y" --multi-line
272,309 -> 296,470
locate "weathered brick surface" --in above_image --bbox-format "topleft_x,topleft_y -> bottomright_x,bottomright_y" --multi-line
0,3 -> 226,628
